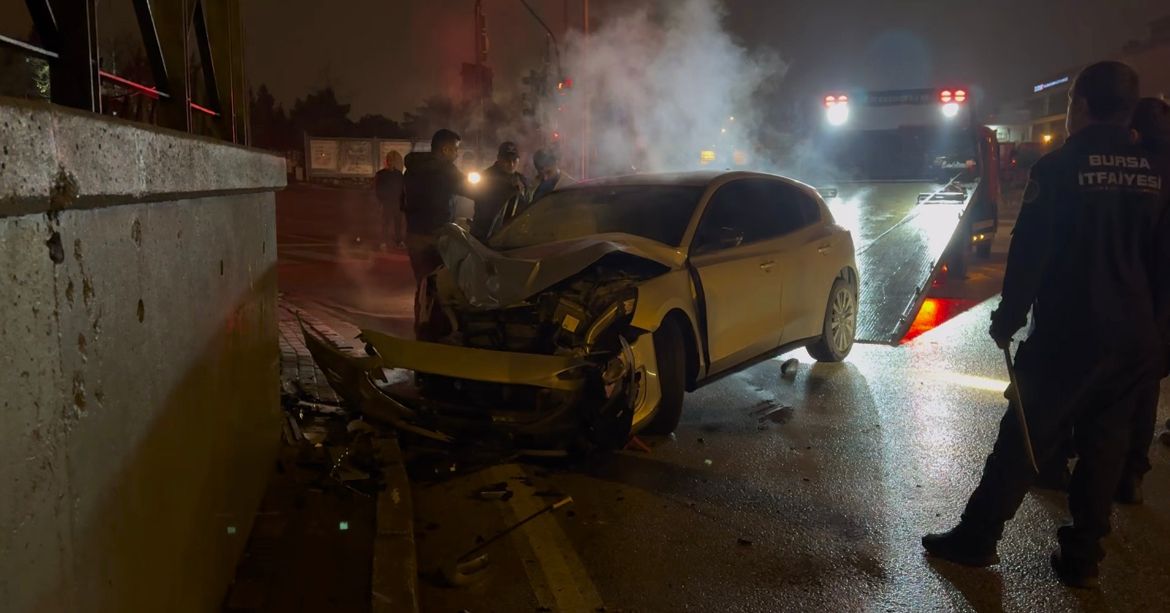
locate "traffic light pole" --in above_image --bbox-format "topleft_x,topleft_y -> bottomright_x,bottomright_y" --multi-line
581,0 -> 589,179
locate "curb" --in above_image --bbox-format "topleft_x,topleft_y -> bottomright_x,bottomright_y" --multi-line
278,298 -> 420,613
372,436 -> 420,613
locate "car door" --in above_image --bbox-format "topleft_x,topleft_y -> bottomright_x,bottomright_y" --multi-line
768,183 -> 841,343
689,179 -> 789,374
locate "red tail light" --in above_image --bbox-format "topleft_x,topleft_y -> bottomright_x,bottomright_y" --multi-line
954,89 -> 968,103
824,93 -> 848,107
939,90 -> 953,103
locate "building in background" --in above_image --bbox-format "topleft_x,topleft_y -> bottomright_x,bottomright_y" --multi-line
996,15 -> 1169,147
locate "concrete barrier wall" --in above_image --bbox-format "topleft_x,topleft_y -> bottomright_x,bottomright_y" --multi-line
0,97 -> 286,613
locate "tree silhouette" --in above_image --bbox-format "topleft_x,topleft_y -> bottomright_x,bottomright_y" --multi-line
250,84 -> 295,150
354,113 -> 405,138
290,87 -> 355,138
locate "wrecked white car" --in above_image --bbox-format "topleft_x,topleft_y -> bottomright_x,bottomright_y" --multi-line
306,171 -> 858,452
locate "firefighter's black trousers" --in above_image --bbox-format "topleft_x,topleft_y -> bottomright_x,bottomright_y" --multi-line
959,341 -> 1161,565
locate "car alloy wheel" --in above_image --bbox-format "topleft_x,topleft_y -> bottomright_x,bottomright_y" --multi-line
829,285 -> 856,355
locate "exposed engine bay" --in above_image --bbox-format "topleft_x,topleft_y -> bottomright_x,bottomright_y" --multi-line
410,252 -> 668,450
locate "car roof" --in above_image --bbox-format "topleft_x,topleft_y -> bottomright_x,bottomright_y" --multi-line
562,170 -> 823,201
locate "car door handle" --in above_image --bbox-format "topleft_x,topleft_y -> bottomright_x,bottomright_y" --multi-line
759,260 -> 776,271
817,243 -> 832,255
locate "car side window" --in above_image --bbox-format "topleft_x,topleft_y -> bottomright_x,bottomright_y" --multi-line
695,179 -> 813,252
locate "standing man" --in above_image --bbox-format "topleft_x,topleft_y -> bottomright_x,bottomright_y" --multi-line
374,150 -> 405,250
922,62 -> 1170,588
532,148 -> 576,202
1036,96 -> 1170,501
403,129 -> 470,286
470,141 -> 528,240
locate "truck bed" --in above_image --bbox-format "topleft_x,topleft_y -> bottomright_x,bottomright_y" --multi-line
827,181 -> 978,344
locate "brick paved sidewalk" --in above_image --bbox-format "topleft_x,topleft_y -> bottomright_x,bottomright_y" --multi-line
277,298 -> 365,404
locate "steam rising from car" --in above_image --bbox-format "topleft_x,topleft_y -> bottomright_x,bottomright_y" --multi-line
547,0 -> 786,176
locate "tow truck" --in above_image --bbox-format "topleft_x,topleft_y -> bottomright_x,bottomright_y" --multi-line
800,87 -> 1002,344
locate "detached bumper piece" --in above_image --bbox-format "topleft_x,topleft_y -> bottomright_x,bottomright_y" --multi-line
301,324 -> 632,452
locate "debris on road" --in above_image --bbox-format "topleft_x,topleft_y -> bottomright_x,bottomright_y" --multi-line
441,496 -> 575,587
475,482 -> 514,501
624,436 -> 653,453
780,358 -> 799,379
756,404 -> 795,424
737,538 -> 753,547
704,459 -> 713,466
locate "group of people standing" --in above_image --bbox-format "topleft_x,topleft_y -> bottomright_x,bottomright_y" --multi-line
924,61 -> 1170,590
372,130 -> 574,285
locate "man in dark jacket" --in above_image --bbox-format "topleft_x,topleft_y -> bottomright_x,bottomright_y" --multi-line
922,62 -> 1170,588
469,141 -> 529,240
374,150 -> 405,249
532,148 -> 576,202
402,129 -> 471,284
1034,96 -> 1170,500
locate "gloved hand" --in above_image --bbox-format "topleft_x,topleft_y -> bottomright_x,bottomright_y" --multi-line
989,308 -> 1018,350
989,325 -> 1013,350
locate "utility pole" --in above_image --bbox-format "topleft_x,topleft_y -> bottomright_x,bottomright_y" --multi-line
581,0 -> 589,179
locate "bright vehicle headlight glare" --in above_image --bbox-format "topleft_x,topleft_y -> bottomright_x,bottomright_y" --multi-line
468,171 -> 482,184
941,102 -> 960,118
826,104 -> 850,126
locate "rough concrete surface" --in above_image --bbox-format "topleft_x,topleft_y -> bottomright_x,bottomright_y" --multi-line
0,95 -> 286,217
1,98 -> 285,613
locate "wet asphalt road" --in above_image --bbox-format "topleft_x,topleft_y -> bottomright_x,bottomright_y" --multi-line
275,183 -> 1170,612
413,306 -> 1170,612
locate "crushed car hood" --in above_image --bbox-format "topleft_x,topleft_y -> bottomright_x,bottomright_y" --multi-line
435,224 -> 683,309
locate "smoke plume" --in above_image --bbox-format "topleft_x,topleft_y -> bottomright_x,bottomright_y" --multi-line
548,0 -> 786,177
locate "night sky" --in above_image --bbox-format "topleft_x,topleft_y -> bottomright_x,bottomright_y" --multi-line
1,0 -> 1164,116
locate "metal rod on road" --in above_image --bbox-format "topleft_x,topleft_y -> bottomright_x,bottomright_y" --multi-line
457,496 -> 574,563
1002,346 -> 1039,474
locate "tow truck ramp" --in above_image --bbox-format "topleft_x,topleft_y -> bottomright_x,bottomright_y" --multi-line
851,179 -> 981,345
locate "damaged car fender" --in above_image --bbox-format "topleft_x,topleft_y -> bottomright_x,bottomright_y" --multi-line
628,270 -> 706,379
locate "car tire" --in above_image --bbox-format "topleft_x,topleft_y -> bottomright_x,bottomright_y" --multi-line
640,317 -> 687,435
808,277 -> 857,362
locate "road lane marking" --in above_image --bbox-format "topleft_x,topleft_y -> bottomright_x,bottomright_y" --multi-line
488,464 -> 605,612
923,370 -> 1008,393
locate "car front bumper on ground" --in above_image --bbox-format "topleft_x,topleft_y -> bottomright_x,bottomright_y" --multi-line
302,323 -> 664,452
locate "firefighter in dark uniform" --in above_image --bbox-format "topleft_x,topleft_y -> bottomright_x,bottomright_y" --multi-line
1034,96 -> 1170,501
922,62 -> 1170,588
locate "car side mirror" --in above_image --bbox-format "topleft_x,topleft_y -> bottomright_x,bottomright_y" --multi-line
707,226 -> 745,251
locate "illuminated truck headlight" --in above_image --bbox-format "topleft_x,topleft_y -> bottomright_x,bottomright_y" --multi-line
823,94 -> 850,126
826,103 -> 850,126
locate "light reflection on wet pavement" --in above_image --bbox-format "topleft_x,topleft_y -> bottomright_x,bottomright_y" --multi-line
415,300 -> 1170,612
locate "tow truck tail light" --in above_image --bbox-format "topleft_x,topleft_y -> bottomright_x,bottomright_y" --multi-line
940,89 -> 968,104
824,94 -> 848,107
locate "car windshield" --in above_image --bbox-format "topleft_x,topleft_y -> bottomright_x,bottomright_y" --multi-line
808,126 -> 978,182
489,184 -> 705,250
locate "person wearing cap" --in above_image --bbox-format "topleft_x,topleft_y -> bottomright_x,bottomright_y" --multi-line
470,141 -> 529,240
922,62 -> 1170,588
531,148 -> 576,202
